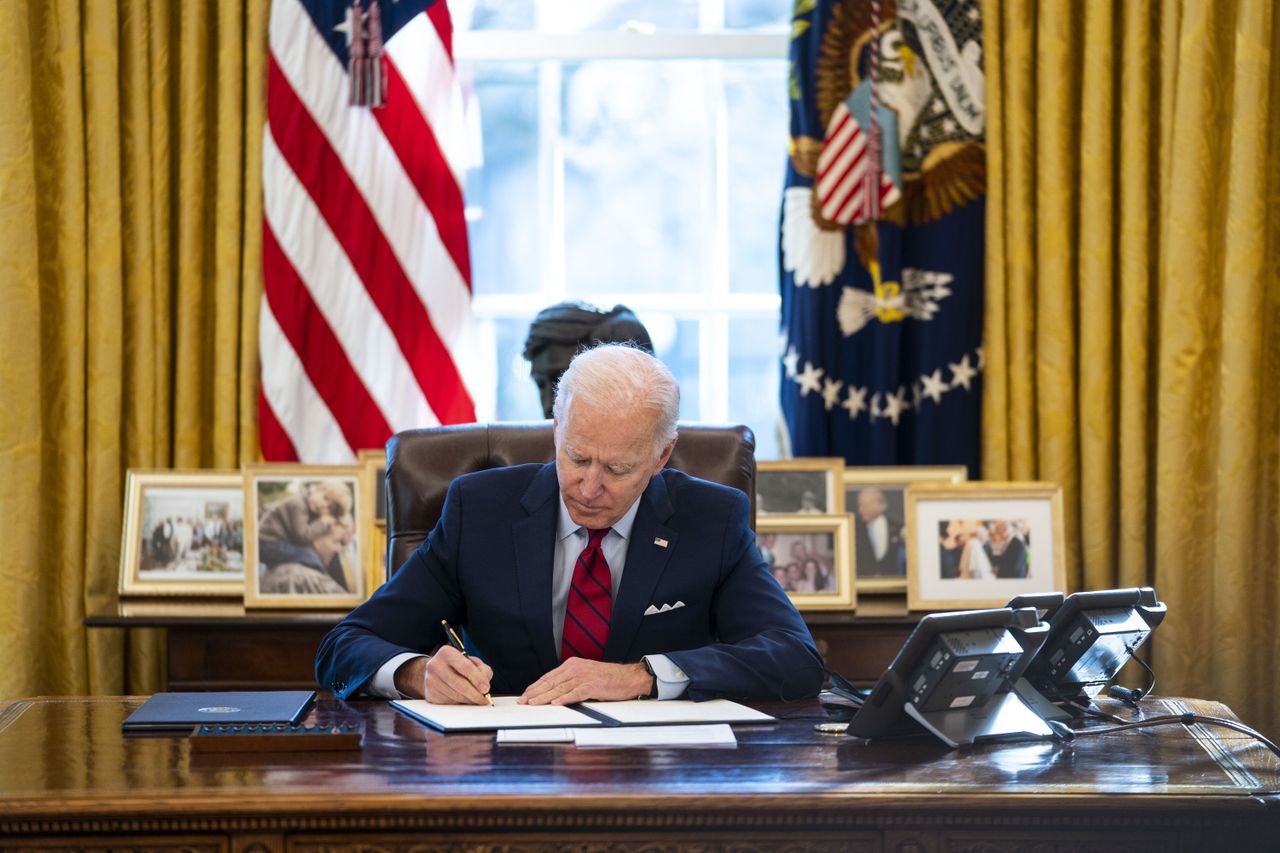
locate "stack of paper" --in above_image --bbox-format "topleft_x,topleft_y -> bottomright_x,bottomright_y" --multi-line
391,696 -> 773,736
496,724 -> 737,747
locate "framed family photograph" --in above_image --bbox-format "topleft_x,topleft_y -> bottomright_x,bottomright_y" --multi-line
118,470 -> 247,597
358,448 -> 389,589
843,466 -> 968,593
243,464 -> 370,609
756,458 -> 845,516
755,515 -> 855,612
904,482 -> 1066,611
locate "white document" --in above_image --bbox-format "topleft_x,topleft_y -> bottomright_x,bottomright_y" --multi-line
578,698 -> 775,726
496,727 -> 575,744
391,696 -> 602,732
573,724 -> 737,748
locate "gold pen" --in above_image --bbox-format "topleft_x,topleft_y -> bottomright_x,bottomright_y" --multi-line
441,619 -> 494,705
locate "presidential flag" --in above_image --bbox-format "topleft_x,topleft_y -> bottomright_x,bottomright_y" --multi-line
779,0 -> 986,473
260,0 -> 486,463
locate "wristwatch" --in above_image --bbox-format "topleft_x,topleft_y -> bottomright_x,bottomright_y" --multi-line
639,656 -> 659,700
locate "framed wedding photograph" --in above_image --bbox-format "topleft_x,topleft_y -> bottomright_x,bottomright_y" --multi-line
904,482 -> 1066,611
358,448 -> 389,589
243,464 -> 370,609
756,458 -> 845,516
118,469 -> 247,597
755,515 -> 855,612
844,466 -> 968,593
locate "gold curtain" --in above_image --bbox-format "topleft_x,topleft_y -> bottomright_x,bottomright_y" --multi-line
0,0 -> 267,698
983,0 -> 1280,734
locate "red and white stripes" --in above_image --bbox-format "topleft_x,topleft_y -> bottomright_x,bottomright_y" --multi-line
261,0 -> 485,463
815,101 -> 898,225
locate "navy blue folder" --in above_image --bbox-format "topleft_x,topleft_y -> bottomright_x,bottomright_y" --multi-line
122,691 -> 315,733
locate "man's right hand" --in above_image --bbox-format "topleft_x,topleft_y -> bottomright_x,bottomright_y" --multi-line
393,647 -> 493,704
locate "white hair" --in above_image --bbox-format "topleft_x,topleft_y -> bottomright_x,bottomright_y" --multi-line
552,343 -> 679,456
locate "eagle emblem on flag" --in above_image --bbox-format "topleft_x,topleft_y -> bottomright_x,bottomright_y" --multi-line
779,0 -> 987,471
785,0 -> 985,290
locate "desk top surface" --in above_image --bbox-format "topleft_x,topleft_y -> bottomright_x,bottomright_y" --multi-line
1,694 -> 1277,820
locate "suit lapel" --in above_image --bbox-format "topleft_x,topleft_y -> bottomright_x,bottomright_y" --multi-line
514,464 -> 560,674
606,474 -> 677,661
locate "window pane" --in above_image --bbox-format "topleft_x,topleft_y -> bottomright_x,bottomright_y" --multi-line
562,61 -> 713,297
639,314 -> 701,421
465,62 -> 541,296
492,317 -> 546,421
457,0 -> 536,30
728,316 -> 782,459
725,0 -> 789,30
537,1 -> 698,32
726,60 -> 787,295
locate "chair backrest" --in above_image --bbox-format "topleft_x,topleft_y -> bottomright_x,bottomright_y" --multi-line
385,421 -> 756,572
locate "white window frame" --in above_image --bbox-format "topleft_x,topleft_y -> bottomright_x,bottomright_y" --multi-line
455,27 -> 788,428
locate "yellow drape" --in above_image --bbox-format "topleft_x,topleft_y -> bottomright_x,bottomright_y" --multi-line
0,0 -> 267,698
983,0 -> 1280,734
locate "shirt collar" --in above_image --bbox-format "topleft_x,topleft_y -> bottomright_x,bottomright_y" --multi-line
556,492 -> 642,543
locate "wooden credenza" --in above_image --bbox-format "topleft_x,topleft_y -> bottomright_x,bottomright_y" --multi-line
85,600 -> 920,692
1,695 -> 1277,851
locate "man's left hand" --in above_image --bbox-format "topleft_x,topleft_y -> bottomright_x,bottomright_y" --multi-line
518,658 -> 652,705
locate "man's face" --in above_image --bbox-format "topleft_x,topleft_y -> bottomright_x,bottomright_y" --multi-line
857,489 -> 886,523
529,348 -> 575,419
554,398 -> 674,529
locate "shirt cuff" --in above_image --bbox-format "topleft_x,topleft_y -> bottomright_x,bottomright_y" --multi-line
370,652 -> 425,698
644,654 -> 690,700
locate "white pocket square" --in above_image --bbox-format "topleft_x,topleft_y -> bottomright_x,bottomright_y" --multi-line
643,601 -> 685,616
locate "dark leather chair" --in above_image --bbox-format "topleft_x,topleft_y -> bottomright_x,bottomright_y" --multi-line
384,421 -> 756,573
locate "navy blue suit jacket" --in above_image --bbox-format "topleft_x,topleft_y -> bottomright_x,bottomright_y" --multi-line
316,463 -> 825,701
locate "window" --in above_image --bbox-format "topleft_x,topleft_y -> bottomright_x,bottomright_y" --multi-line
456,0 -> 789,458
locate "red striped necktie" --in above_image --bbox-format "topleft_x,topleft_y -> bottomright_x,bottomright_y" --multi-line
561,527 -> 612,662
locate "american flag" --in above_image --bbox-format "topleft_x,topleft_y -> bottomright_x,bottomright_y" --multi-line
815,100 -> 900,225
260,0 -> 484,463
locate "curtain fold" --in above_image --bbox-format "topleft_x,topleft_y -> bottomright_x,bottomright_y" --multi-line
0,0 -> 266,699
983,0 -> 1280,734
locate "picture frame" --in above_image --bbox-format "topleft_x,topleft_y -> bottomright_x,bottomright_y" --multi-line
756,458 -> 845,516
904,482 -> 1066,611
755,514 -> 855,612
843,466 -> 968,593
357,448 -> 389,591
118,469 -> 247,597
243,464 -> 371,610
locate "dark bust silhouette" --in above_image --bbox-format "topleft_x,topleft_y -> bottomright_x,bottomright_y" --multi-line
522,302 -> 654,418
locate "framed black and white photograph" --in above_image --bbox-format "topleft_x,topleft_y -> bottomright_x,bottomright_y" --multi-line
905,483 -> 1066,611
756,458 -> 845,516
755,515 -> 855,612
843,466 -> 967,593
118,470 -> 246,597
243,464 -> 369,609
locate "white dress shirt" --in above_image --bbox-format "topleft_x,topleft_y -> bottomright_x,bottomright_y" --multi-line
867,514 -> 889,561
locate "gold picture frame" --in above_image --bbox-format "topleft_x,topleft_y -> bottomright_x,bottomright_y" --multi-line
118,469 -> 247,598
756,457 -> 846,516
243,463 -> 372,610
755,514 -> 855,613
357,448 -> 389,592
843,466 -> 968,594
905,482 -> 1066,611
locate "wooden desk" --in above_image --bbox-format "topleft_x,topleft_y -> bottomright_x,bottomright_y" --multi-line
85,600 -> 919,691
1,695 -> 1276,851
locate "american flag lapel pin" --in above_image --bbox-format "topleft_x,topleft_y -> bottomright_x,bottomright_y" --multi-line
653,537 -> 669,548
